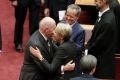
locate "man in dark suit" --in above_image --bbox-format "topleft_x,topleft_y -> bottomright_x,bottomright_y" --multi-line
44,0 -> 75,23
63,4 -> 85,76
29,22 -> 79,80
19,17 -> 57,80
10,0 -> 44,52
70,55 -> 98,80
87,0 -> 117,79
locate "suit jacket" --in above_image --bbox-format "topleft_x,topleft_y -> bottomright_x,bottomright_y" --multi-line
45,0 -> 75,22
71,22 -> 85,51
114,5 -> 120,53
19,30 -> 57,80
87,10 -> 117,79
39,40 -> 79,80
70,74 -> 98,80
71,22 -> 85,75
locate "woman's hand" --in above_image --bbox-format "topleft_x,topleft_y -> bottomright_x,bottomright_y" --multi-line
29,46 -> 44,60
11,0 -> 18,7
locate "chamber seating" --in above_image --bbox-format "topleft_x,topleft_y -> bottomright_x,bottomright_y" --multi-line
75,0 -> 95,6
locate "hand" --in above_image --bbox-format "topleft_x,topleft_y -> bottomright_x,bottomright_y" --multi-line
44,8 -> 50,16
11,0 -> 18,7
29,46 -> 43,60
63,60 -> 75,71
41,0 -> 45,6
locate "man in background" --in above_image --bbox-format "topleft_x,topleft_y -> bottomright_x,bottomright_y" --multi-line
87,0 -> 117,79
10,0 -> 44,52
44,0 -> 75,23
63,4 -> 85,77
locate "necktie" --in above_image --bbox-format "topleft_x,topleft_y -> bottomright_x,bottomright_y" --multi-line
47,39 -> 51,53
47,39 -> 53,60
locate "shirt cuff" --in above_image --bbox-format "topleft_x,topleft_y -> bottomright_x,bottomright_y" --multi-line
61,65 -> 64,74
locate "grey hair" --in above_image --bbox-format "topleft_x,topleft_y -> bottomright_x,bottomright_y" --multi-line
67,4 -> 81,17
80,54 -> 97,74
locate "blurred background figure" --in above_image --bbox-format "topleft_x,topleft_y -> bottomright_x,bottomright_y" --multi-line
9,0 -> 44,52
70,54 -> 98,80
44,0 -> 75,23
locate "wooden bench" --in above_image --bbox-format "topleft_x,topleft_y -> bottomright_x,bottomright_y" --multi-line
75,0 -> 95,6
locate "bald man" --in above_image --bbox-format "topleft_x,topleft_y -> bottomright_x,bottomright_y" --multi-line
19,17 -> 57,80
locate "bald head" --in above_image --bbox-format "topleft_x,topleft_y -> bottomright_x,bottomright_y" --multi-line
39,17 -> 56,38
39,17 -> 56,30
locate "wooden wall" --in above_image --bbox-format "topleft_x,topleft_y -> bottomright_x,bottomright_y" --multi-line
75,0 -> 120,5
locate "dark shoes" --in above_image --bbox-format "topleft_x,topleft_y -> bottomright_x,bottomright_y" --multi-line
15,44 -> 23,52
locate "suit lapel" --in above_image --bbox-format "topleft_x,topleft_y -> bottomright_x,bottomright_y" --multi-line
38,32 -> 53,62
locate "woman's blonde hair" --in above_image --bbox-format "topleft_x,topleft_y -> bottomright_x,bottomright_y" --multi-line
54,22 -> 72,41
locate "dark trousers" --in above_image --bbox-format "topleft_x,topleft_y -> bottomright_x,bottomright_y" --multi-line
0,25 -> 2,50
50,9 -> 59,23
14,3 -> 40,46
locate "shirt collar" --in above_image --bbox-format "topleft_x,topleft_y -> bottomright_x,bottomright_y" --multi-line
71,21 -> 76,27
98,7 -> 110,18
39,31 -> 47,41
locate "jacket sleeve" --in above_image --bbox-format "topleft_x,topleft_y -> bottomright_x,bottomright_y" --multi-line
88,23 -> 115,55
75,30 -> 85,51
28,44 -> 49,73
39,47 -> 68,74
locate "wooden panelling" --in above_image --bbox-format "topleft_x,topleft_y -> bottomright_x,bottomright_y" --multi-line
75,0 -> 95,6
75,0 -> 120,6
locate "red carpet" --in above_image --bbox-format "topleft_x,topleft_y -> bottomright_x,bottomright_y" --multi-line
0,0 -> 29,80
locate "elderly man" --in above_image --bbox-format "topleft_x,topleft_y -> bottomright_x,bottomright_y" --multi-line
19,17 -> 57,80
71,55 -> 98,80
